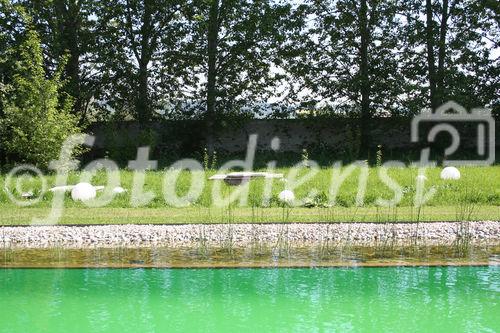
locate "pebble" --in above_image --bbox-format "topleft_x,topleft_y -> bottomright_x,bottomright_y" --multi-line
0,221 -> 498,249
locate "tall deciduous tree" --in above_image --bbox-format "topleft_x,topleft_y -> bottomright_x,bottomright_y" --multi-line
93,0 -> 193,122
283,0 -> 403,154
190,0 -> 291,149
400,0 -> 499,112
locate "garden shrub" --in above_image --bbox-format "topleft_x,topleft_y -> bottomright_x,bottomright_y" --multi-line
0,28 -> 81,169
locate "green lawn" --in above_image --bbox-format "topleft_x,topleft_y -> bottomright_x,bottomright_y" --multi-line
0,165 -> 498,225
0,206 -> 499,225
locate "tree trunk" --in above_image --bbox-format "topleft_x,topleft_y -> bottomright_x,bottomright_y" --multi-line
54,0 -> 82,118
137,62 -> 149,123
359,0 -> 371,156
436,0 -> 449,105
136,0 -> 153,123
206,0 -> 220,152
425,0 -> 438,110
66,2 -> 82,120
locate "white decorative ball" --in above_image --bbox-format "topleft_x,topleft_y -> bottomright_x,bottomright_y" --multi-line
71,182 -> 97,201
112,186 -> 126,194
278,190 -> 295,203
440,167 -> 461,180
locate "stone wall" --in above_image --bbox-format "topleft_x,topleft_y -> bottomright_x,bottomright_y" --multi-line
88,118 -> 499,155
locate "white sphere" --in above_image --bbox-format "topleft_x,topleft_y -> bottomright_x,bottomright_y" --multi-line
71,182 -> 97,201
278,190 -> 295,203
112,186 -> 126,194
440,167 -> 461,180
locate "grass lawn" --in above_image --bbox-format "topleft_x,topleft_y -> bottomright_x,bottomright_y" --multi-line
0,206 -> 499,225
0,165 -> 498,225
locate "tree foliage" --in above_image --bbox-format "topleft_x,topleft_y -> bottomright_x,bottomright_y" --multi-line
91,0 -> 198,122
0,26 -> 80,168
0,0 -> 498,143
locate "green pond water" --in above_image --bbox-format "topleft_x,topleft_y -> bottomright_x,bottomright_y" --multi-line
0,267 -> 498,332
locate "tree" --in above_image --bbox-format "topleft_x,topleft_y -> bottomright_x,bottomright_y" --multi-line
190,0 -> 291,149
93,0 -> 194,122
0,0 -> 26,114
282,0 -> 403,154
399,0 -> 499,112
358,0 -> 371,153
0,26 -> 80,168
10,0 -> 98,122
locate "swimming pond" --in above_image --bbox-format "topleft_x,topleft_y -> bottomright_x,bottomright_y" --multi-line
0,266 -> 498,332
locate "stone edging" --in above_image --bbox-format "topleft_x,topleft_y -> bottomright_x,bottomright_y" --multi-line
1,221 -> 499,249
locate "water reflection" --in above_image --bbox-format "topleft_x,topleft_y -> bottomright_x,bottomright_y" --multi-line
0,244 -> 499,268
1,267 -> 498,332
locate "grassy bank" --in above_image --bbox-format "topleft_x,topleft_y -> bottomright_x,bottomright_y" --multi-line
0,165 -> 498,225
0,206 -> 499,225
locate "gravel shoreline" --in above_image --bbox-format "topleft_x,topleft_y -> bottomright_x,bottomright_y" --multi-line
1,221 -> 499,249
